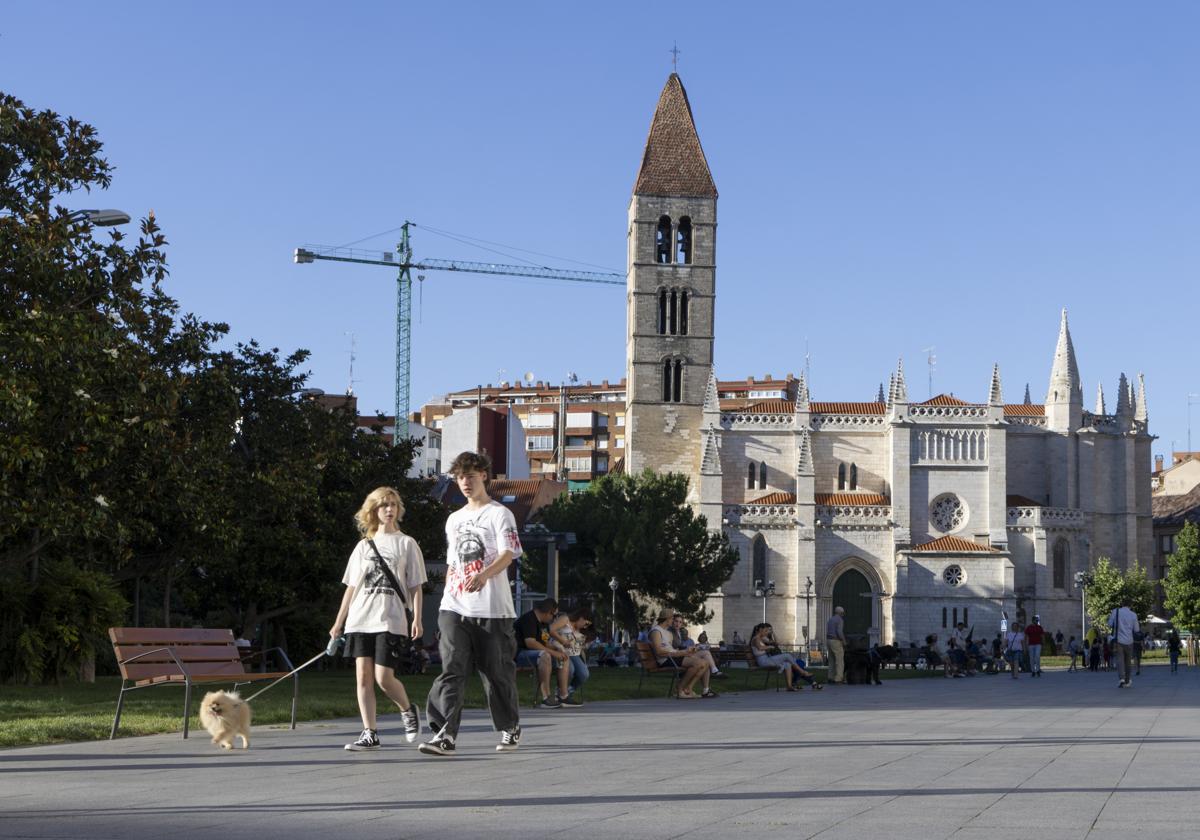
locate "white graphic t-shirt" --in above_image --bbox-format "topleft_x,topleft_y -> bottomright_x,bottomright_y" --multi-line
441,500 -> 522,618
342,531 -> 427,634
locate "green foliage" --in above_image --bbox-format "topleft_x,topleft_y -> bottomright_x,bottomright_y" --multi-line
0,560 -> 127,684
1164,522 -> 1200,633
1084,555 -> 1154,626
540,469 -> 739,626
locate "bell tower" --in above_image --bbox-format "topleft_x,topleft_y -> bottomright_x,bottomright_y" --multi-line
625,73 -> 718,476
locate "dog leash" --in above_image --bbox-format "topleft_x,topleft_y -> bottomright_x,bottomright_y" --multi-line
244,635 -> 344,703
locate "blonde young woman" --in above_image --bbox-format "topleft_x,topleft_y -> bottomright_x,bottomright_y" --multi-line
649,608 -> 716,698
330,487 -> 427,751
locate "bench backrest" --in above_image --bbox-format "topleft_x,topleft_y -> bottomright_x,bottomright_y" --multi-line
634,640 -> 661,671
109,627 -> 248,681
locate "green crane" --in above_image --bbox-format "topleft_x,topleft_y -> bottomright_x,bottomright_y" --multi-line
294,221 -> 622,444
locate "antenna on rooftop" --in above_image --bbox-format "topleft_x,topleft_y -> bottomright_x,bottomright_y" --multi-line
923,346 -> 936,398
345,332 -> 358,396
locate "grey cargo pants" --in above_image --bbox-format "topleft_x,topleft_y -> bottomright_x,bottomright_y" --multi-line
426,610 -> 520,739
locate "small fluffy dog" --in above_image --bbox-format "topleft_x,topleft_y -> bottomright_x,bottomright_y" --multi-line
198,690 -> 251,750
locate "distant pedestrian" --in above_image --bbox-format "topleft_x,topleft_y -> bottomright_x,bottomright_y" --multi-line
1089,637 -> 1101,672
1055,629 -> 1065,647
1026,616 -> 1045,677
1108,600 -> 1140,688
826,606 -> 847,684
1004,622 -> 1026,680
1067,636 -> 1080,672
1168,630 -> 1182,673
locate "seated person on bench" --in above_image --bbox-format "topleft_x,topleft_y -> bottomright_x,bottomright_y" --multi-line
750,623 -> 822,691
649,609 -> 715,699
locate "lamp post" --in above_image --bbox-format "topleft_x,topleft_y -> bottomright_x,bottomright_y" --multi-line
70,208 -> 132,226
804,576 -> 813,649
608,577 -> 619,643
754,579 -> 775,623
1074,571 -> 1093,641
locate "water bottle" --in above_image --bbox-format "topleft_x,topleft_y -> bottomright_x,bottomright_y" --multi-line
326,634 -> 346,657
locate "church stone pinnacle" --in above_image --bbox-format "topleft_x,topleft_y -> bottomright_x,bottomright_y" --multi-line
988,363 -> 1003,406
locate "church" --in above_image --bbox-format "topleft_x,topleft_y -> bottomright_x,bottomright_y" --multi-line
623,73 -> 1154,648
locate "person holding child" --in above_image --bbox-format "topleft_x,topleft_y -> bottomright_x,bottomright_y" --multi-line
329,487 -> 426,751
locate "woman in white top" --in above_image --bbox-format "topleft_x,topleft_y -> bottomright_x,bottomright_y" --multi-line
329,486 -> 427,751
1004,623 -> 1026,680
549,606 -> 593,701
750,623 -> 822,691
648,608 -> 714,698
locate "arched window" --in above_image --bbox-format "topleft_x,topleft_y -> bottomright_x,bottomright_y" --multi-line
672,359 -> 683,402
837,463 -> 846,491
655,216 -> 671,264
747,462 -> 756,489
662,358 -> 684,403
751,535 -> 767,588
676,216 -> 692,264
669,289 -> 677,334
952,607 -> 958,626
849,463 -> 858,491
1053,540 -> 1069,589
942,607 -> 947,628
759,461 -> 768,490
657,289 -> 667,335
662,359 -> 672,402
679,290 -> 689,335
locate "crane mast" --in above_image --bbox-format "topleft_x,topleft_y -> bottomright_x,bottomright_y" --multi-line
295,222 -> 621,445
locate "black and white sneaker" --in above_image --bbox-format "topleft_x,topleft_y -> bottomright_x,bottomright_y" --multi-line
539,696 -> 562,709
344,728 -> 380,751
400,706 -> 420,743
559,694 -> 583,708
418,736 -> 456,756
496,725 -> 521,752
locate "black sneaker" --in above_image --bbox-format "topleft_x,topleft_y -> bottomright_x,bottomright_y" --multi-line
418,736 -> 456,756
496,725 -> 521,752
539,696 -> 562,709
344,728 -> 380,751
559,694 -> 583,708
400,706 -> 420,743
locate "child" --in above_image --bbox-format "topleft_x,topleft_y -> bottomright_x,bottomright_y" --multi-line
330,487 -> 426,751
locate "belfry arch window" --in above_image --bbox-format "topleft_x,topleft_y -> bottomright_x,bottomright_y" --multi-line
662,358 -> 684,403
837,463 -> 846,491
675,216 -> 693,264
655,216 -> 672,264
849,463 -> 858,491
657,289 -> 668,334
679,290 -> 688,335
669,289 -> 677,334
747,462 -> 756,489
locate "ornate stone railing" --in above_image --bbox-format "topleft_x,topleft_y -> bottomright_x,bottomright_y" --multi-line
816,504 -> 892,529
723,503 -> 796,529
914,428 -> 988,463
809,414 -> 887,430
908,405 -> 989,420
721,413 -> 793,430
1006,506 -> 1087,529
1007,416 -> 1048,429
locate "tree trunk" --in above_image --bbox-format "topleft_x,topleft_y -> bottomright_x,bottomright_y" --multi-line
79,650 -> 96,683
163,566 -> 173,628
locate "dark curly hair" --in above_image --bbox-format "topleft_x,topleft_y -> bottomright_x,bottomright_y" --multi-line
449,450 -> 491,477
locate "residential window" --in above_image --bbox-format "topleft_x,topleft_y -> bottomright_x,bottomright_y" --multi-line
615,436 -> 624,448
566,456 -> 591,473
596,456 -> 609,474
526,435 -> 554,451
566,436 -> 589,448
597,438 -> 608,450
616,414 -> 626,427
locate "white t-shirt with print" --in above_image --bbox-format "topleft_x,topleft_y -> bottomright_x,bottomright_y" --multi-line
341,531 -> 427,634
441,500 -> 522,619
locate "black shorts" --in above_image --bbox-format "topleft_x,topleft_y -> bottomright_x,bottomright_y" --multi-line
344,632 -> 409,671
658,656 -> 682,669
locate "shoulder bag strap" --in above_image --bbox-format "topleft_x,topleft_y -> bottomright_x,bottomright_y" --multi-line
367,539 -> 409,611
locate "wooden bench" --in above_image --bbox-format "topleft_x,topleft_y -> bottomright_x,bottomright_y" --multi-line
718,648 -> 786,690
108,627 -> 299,739
634,641 -> 684,697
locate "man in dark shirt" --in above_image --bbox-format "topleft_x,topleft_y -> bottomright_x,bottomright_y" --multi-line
514,598 -> 571,708
1025,616 -> 1045,677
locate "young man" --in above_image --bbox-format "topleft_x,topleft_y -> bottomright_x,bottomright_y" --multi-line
515,598 -> 574,708
1108,600 -> 1140,688
1025,616 -> 1045,677
420,451 -> 524,756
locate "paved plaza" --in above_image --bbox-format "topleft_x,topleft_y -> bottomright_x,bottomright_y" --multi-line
3,664 -> 1198,840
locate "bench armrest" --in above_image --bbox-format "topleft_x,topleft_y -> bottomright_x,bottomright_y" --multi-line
240,646 -> 296,672
118,645 -> 191,677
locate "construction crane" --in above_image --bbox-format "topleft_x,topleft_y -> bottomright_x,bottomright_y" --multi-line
294,221 -> 622,444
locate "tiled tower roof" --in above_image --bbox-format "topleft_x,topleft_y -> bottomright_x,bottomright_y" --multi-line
633,74 -> 717,198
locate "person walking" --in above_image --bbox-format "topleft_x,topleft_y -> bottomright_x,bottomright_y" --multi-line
329,487 -> 426,751
1004,622 -> 1026,680
826,606 -> 847,685
1067,636 -> 1080,672
1025,615 -> 1045,677
420,451 -> 525,756
1108,600 -> 1140,688
1167,630 -> 1182,673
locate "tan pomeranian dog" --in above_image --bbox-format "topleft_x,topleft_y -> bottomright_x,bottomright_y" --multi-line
198,690 -> 251,750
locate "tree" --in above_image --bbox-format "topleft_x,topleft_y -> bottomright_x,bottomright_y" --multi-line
539,470 -> 739,628
1084,555 -> 1154,627
1164,522 -> 1200,633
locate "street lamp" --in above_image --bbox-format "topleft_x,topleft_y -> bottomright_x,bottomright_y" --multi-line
754,579 -> 775,623
70,208 -> 131,226
1074,571 -> 1093,641
608,577 -> 619,642
804,577 -> 814,649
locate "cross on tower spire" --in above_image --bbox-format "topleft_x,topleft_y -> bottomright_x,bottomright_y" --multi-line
670,41 -> 681,72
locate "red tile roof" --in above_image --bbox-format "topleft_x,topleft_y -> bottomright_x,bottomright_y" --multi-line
814,493 -> 890,506
750,491 -> 796,504
1004,404 -> 1045,416
921,394 -> 973,406
810,402 -> 888,415
633,74 -> 717,198
740,399 -> 794,414
911,535 -> 1000,553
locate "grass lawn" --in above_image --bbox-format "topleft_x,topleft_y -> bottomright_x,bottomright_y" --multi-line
0,662 -> 942,749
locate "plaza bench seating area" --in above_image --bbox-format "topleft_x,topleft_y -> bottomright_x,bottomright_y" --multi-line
108,627 -> 299,739
633,640 -> 685,697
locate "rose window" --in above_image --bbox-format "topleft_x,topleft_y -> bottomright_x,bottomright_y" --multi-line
930,494 -> 966,533
943,565 -> 965,586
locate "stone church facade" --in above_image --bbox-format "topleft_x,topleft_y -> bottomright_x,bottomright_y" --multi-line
625,74 -> 1154,648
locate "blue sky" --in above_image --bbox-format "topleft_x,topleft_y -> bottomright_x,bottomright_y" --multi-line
5,2 -> 1199,463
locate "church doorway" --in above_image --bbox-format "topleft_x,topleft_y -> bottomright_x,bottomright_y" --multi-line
832,568 -> 872,638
